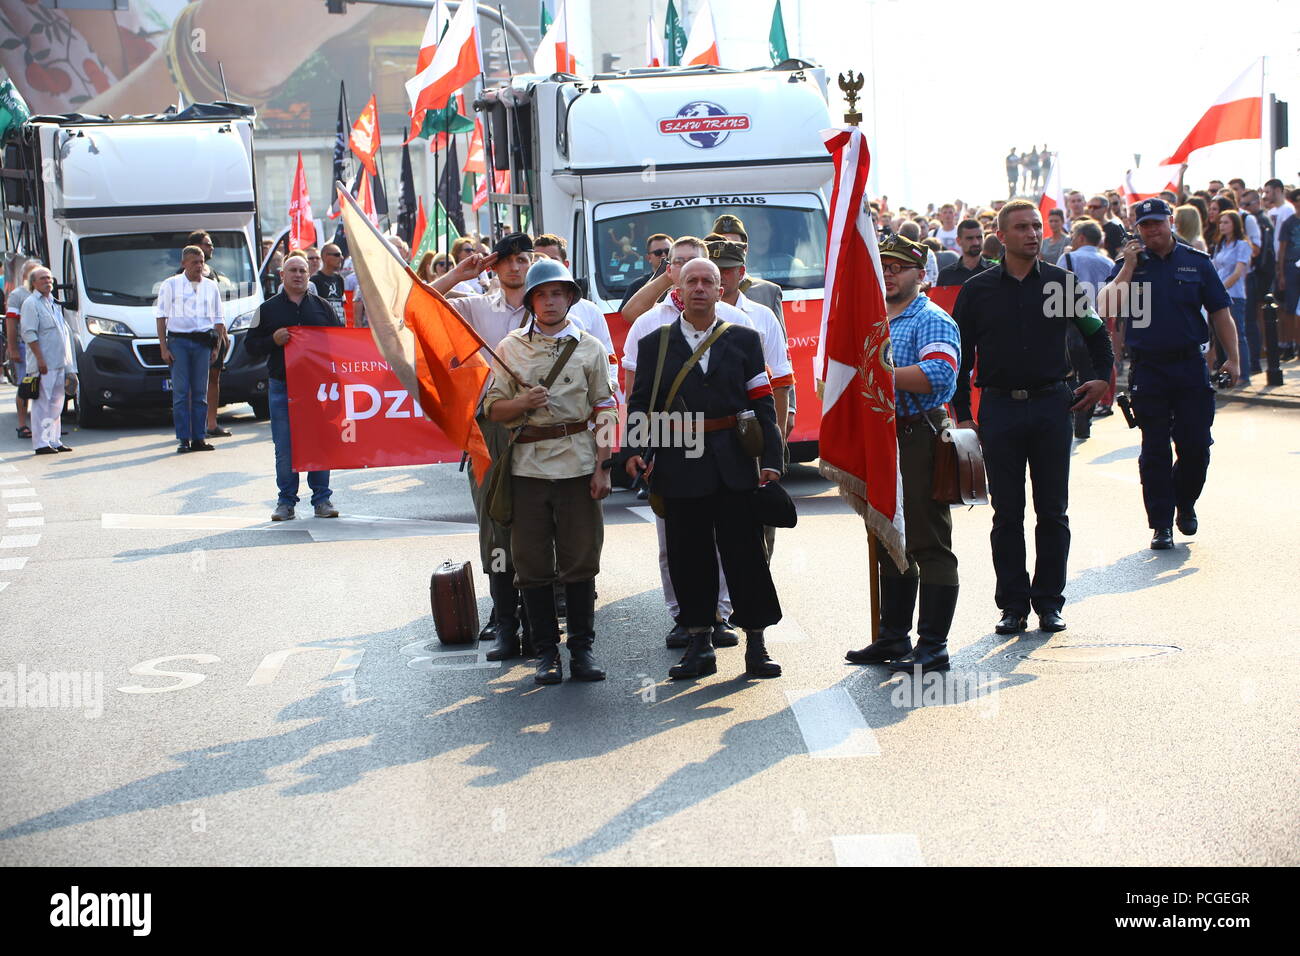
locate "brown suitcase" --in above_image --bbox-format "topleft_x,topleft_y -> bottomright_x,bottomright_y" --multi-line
430,560 -> 479,645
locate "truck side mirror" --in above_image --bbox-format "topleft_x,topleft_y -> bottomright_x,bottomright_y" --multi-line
58,282 -> 78,311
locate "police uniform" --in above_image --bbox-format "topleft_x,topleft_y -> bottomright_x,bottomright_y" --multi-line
845,236 -> 962,673
626,306 -> 785,681
1106,199 -> 1231,544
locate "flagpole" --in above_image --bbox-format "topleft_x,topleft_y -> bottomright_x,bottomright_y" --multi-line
498,3 -> 536,232
477,73 -> 504,242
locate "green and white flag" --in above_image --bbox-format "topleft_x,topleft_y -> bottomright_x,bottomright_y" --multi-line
0,79 -> 31,145
769,0 -> 790,65
540,0 -> 553,34
664,0 -> 687,67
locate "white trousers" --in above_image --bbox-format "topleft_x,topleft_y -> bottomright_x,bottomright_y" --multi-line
30,369 -> 64,450
654,512 -> 732,620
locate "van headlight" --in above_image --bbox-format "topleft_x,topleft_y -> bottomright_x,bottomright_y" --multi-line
86,316 -> 134,337
227,311 -> 257,333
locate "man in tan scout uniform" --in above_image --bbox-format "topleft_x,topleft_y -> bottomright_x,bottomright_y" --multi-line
482,259 -> 617,685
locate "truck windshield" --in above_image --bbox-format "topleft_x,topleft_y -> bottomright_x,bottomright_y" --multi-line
80,232 -> 255,307
592,199 -> 827,301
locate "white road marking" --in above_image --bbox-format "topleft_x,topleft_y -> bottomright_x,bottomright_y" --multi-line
7,517 -> 43,527
0,534 -> 40,549
1,488 -> 35,498
627,506 -> 657,524
0,582 -> 8,593
6,502 -> 41,512
100,512 -> 477,541
831,834 -> 925,867
0,557 -> 29,571
785,687 -> 881,758
0,463 -> 17,472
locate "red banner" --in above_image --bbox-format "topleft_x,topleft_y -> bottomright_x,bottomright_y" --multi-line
285,327 -> 466,472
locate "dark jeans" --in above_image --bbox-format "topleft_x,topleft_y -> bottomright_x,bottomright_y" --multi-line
1130,356 -> 1214,529
664,489 -> 781,631
978,384 -> 1073,615
168,335 -> 210,442
268,377 -> 331,507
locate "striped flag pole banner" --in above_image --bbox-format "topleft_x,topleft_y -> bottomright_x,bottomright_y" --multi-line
1161,59 -> 1263,166
814,125 -> 907,574
682,0 -> 720,67
1038,153 -> 1063,226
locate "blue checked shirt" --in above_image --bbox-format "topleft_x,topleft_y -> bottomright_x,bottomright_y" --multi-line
889,293 -> 961,416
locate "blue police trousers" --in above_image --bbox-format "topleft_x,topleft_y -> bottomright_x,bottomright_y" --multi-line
1130,356 -> 1215,529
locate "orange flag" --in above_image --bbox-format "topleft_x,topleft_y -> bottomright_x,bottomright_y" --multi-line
410,197 -> 428,258
350,94 -> 381,177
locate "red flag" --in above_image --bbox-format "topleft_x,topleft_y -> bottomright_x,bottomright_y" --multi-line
1119,164 -> 1183,207
1037,153 -> 1062,226
682,0 -> 721,67
287,151 -> 316,251
472,168 -> 509,213
356,169 -> 378,225
463,115 -> 486,174
350,94 -> 381,177
1162,60 -> 1263,166
814,126 -> 905,571
411,197 -> 428,257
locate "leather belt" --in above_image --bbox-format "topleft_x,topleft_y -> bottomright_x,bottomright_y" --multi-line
980,383 -> 1065,400
896,408 -> 946,434
516,421 -> 588,444
1130,345 -> 1202,364
669,414 -> 737,432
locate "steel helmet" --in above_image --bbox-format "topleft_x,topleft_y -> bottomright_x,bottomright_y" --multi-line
523,258 -> 582,312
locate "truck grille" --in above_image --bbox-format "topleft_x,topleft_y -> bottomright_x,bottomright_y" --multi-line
135,343 -> 165,367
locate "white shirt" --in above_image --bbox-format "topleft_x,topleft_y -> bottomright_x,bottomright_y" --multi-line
567,298 -> 618,389
155,273 -> 223,333
924,249 -> 939,284
935,226 -> 959,253
678,316 -> 723,373
622,298 -> 749,373
733,291 -> 794,382
1268,203 -> 1294,255
450,289 -> 529,356
454,278 -> 486,297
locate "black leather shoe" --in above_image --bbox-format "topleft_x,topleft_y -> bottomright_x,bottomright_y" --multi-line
189,440 -> 215,451
1175,506 -> 1197,536
744,630 -> 781,678
845,635 -> 912,665
887,640 -> 950,673
1038,609 -> 1067,632
665,623 -> 689,649
56,445 -> 72,452
995,611 -> 1028,635
534,647 -> 563,684
34,446 -> 57,456
711,620 -> 739,647
484,628 -> 520,661
669,631 -> 717,680
176,442 -> 192,454
485,572 -> 521,661
521,586 -> 562,684
1151,528 -> 1174,550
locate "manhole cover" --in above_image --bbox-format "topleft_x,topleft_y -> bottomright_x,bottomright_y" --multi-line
1019,643 -> 1181,663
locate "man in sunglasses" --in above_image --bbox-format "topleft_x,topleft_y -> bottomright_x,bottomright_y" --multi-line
618,233 -> 673,314
308,244 -> 347,326
1084,195 -> 1125,259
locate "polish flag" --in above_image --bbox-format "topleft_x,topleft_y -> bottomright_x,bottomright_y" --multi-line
1038,153 -> 1063,226
1119,164 -> 1183,207
415,0 -> 448,75
472,168 -> 510,213
814,126 -> 906,573
533,0 -> 577,75
406,0 -> 481,142
682,0 -> 721,67
287,152 -> 316,250
646,16 -> 665,67
1162,59 -> 1263,165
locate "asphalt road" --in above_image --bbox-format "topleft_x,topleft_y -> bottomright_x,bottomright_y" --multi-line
0,388 -> 1296,867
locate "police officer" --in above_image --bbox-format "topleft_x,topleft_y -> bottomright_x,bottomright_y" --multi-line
482,260 -> 617,684
844,236 -> 962,673
625,258 -> 785,681
1098,198 -> 1239,550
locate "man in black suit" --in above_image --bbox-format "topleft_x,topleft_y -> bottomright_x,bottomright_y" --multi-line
625,258 -> 785,681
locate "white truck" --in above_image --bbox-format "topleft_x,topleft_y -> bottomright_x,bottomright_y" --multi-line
0,102 -> 270,426
479,62 -> 834,459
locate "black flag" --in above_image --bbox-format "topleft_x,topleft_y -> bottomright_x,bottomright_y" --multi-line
328,82 -> 349,219
397,136 -> 418,245
437,133 -> 465,235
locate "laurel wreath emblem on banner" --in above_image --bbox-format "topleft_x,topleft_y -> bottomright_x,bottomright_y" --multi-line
858,335 -> 895,423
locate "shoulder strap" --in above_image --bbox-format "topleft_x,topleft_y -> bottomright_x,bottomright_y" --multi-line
648,324 -> 671,413
663,321 -> 732,413
539,335 -> 580,389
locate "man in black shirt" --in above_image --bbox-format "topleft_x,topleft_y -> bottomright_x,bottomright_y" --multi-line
309,243 -> 347,325
245,255 -> 344,522
936,219 -> 995,287
952,200 -> 1113,635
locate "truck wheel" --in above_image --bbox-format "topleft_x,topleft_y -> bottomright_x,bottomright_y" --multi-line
249,396 -> 271,420
75,381 -> 108,428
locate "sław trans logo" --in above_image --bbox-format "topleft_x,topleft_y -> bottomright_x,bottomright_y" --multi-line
658,101 -> 751,149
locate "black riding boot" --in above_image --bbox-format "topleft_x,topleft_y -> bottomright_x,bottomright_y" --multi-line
485,572 -> 521,661
521,586 -> 562,684
888,583 -> 958,673
564,580 -> 605,681
846,574 -> 918,664
669,629 -> 717,680
744,629 -> 781,678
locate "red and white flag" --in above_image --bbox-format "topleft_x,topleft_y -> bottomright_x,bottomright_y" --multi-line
534,0 -> 577,75
645,16 -> 664,67
472,168 -> 509,213
415,0 -> 448,75
406,0 -> 481,142
682,0 -> 721,67
1038,153 -> 1063,225
1119,164 -> 1183,207
357,169 -> 378,225
814,126 -> 906,572
287,151 -> 316,250
1162,59 -> 1263,165
350,94 -> 381,177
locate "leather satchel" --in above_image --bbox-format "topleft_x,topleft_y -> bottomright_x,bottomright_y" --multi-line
931,424 -> 989,506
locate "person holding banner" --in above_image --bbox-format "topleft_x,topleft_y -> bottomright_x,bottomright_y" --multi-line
482,260 -> 617,685
245,255 -> 343,521
844,235 -> 961,673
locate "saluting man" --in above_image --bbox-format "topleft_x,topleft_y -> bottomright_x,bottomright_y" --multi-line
482,259 -> 618,685
626,258 -> 785,681
843,236 -> 962,673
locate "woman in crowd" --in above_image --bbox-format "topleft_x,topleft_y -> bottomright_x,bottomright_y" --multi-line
1174,205 -> 1207,251
1209,210 -> 1253,385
